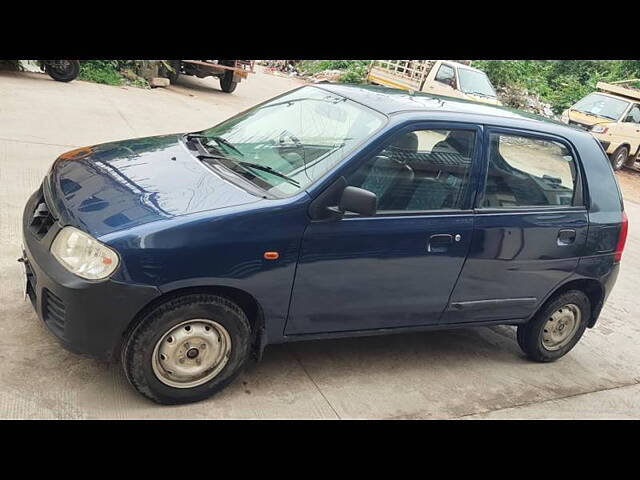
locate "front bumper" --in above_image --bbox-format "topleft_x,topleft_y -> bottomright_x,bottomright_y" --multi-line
21,186 -> 160,361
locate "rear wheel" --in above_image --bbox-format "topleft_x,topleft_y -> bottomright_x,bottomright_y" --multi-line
517,290 -> 590,362
122,294 -> 251,404
162,60 -> 181,84
220,70 -> 238,93
45,60 -> 80,82
610,146 -> 629,171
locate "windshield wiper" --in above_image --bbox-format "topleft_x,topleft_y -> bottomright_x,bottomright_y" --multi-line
464,90 -> 494,98
197,154 -> 299,187
208,136 -> 244,156
574,109 -> 615,120
236,161 -> 300,187
185,133 -> 244,157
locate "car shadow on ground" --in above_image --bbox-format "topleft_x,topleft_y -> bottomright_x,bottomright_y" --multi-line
168,75 -> 231,96
107,324 -> 530,410
251,324 -> 529,376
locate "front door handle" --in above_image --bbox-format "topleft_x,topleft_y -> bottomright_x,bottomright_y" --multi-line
428,234 -> 453,253
557,229 -> 576,246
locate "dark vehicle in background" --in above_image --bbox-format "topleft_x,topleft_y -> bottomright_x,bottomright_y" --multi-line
41,60 -> 80,82
162,60 -> 254,93
20,85 -> 628,404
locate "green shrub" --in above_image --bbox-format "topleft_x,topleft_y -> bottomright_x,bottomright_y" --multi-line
79,60 -> 125,85
471,60 -> 640,114
297,60 -> 370,83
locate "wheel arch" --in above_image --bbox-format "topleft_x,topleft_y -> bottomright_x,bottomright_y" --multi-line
118,285 -> 267,364
539,278 -> 604,328
612,143 -> 631,155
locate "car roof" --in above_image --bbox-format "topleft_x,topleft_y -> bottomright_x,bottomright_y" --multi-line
442,60 -> 484,73
314,83 -> 591,139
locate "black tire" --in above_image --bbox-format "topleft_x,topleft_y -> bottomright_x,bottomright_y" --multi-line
122,294 -> 251,404
220,70 -> 238,93
166,60 -> 181,84
516,290 -> 591,362
45,60 -> 80,82
610,146 -> 629,171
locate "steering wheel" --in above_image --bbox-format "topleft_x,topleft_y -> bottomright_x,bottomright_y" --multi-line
277,130 -> 305,165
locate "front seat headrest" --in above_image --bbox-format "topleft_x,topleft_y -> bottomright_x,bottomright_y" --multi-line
391,132 -> 419,152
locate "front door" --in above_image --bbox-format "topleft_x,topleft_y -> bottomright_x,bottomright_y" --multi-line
285,125 -> 482,335
618,103 -> 640,158
424,63 -> 459,98
442,128 -> 588,324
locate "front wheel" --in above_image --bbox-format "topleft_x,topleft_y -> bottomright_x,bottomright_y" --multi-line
45,60 -> 80,82
610,146 -> 629,171
516,290 -> 590,362
122,294 -> 251,404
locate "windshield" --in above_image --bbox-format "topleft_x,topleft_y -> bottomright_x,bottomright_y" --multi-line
457,68 -> 496,97
199,86 -> 386,196
571,93 -> 630,121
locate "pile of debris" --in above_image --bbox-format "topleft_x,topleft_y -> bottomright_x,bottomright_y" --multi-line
497,84 -> 555,119
258,60 -> 346,83
308,69 -> 343,83
258,60 -> 301,77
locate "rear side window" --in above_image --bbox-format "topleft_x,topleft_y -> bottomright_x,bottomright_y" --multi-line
434,64 -> 456,88
481,133 -> 577,208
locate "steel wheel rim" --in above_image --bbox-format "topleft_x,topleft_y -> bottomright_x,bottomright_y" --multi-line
541,303 -> 581,351
152,319 -> 231,388
615,151 -> 626,169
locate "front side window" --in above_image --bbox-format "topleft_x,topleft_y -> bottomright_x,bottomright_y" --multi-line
572,93 -> 630,121
625,105 -> 640,124
481,133 -> 577,208
434,64 -> 456,88
200,86 -> 386,196
457,68 -> 497,98
347,129 -> 475,212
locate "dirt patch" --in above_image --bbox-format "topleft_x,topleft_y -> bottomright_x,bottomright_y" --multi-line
617,168 -> 640,205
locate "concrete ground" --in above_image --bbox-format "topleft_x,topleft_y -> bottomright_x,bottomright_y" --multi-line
1,68 -> 639,419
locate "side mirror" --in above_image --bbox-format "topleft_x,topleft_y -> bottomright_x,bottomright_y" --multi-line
337,186 -> 377,216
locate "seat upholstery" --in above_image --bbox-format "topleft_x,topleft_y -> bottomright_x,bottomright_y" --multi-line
358,132 -> 418,208
432,131 -> 474,158
360,156 -> 413,207
406,178 -> 457,210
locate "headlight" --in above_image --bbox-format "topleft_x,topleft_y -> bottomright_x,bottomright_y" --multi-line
591,125 -> 609,134
561,110 -> 569,124
51,226 -> 119,280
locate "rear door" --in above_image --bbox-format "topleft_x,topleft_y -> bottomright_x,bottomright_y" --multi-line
442,128 -> 588,324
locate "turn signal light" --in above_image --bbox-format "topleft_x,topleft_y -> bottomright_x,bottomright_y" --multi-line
263,251 -> 279,260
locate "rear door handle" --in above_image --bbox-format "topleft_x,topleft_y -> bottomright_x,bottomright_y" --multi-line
428,234 -> 454,253
557,229 -> 576,246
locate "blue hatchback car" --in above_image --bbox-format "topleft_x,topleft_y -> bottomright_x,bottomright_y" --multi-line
21,84 -> 628,404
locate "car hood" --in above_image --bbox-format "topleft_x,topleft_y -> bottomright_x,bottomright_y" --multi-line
567,109 -> 611,127
46,134 -> 262,237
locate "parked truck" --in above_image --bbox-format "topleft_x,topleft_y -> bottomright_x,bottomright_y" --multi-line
367,60 -> 501,106
561,80 -> 640,170
163,60 -> 254,93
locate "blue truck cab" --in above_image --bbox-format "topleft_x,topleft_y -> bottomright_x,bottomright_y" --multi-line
21,84 -> 628,404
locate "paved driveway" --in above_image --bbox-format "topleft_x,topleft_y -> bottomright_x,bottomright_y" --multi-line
1,68 -> 639,419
